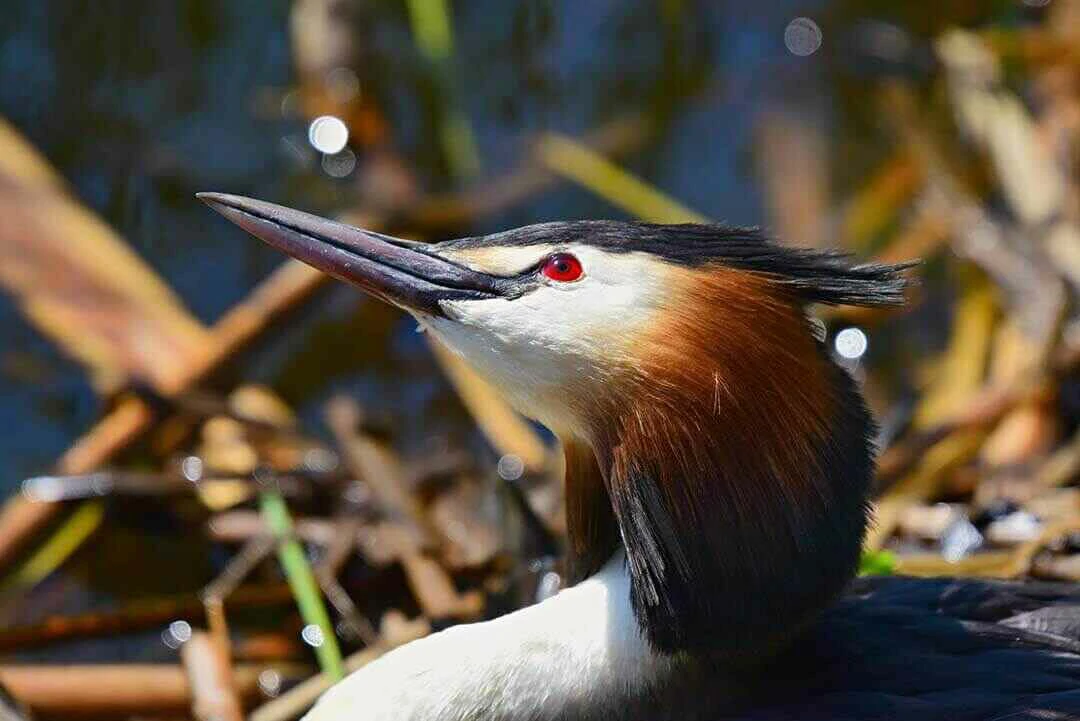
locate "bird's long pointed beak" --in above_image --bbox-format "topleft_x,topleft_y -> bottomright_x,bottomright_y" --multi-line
197,193 -> 502,315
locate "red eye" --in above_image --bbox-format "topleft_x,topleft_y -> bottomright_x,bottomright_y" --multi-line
541,253 -> 583,282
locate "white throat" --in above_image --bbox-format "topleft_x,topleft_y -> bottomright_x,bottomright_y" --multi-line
305,551 -> 680,721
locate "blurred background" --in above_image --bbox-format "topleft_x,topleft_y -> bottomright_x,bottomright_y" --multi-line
0,0 -> 1078,718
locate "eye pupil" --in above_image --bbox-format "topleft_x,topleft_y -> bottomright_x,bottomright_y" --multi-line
542,253 -> 583,282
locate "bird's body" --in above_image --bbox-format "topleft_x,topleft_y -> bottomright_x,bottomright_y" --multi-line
310,565 -> 1080,721
199,193 -> 1080,720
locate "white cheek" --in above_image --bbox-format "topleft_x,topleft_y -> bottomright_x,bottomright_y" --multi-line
426,249 -> 671,432
422,301 -> 586,432
507,282 -> 635,351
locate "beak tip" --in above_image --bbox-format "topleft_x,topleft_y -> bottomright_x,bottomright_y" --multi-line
196,191 -> 223,211
196,192 -> 247,215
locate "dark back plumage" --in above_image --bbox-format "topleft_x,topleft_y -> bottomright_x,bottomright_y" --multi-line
568,575 -> 1080,720
726,575 -> 1080,720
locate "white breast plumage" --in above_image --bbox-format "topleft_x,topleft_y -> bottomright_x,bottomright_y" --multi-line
305,552 -> 674,721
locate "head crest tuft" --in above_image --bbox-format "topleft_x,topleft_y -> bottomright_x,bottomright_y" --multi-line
445,221 -> 914,307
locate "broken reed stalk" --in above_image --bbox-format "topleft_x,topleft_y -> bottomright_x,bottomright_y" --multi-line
0,117 -> 211,392
260,491 -> 344,681
203,536 -> 276,603
536,133 -> 708,224
0,663 -> 277,720
209,511 -> 341,547
0,584 -> 294,653
181,631 -> 245,721
0,501 -> 103,595
325,396 -> 483,620
315,519 -> 379,645
324,398 -> 431,547
400,113 -> 654,232
202,534 -> 276,656
403,0 -> 480,179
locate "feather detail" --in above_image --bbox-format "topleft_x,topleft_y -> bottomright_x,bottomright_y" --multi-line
586,267 -> 876,657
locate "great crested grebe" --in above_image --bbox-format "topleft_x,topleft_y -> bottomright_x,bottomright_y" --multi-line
199,193 -> 1080,720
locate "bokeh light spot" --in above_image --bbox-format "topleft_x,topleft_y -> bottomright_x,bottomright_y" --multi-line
258,669 -> 283,697
322,148 -> 357,178
181,455 -> 203,482
497,454 -> 525,481
301,623 -> 325,648
308,116 -> 349,154
834,327 -> 868,360
161,619 -> 192,649
536,570 -> 562,602
785,17 -> 823,56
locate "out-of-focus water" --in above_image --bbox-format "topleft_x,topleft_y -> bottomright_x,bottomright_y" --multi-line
0,0 -> 1015,495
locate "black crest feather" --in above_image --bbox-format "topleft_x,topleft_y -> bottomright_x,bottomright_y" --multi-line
445,220 -> 914,307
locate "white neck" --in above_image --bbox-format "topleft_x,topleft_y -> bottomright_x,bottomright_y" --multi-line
306,552 -> 689,721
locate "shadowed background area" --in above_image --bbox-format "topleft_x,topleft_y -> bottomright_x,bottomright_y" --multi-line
0,0 -> 1078,719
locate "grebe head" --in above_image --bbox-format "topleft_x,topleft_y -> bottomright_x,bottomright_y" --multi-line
200,193 -> 910,659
